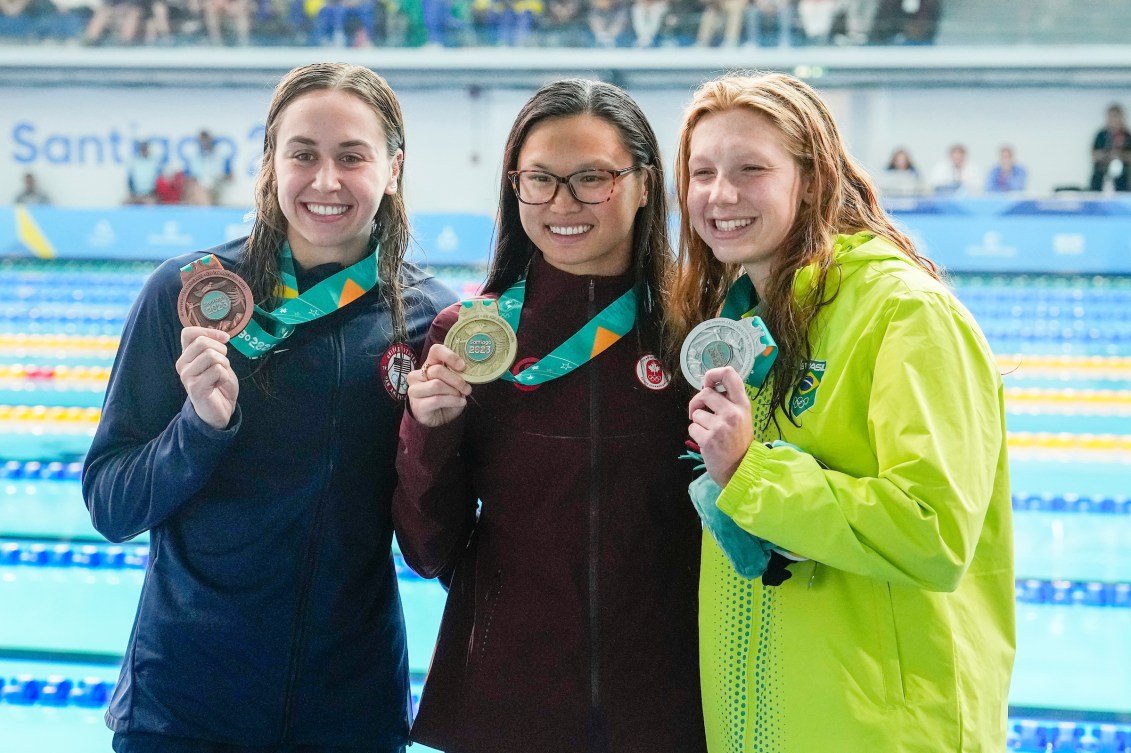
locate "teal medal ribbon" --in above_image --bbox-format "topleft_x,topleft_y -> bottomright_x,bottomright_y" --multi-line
230,242 -> 379,359
717,274 -> 777,389
719,273 -> 758,321
493,278 -> 636,386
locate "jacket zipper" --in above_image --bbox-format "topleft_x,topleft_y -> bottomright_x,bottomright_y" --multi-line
279,324 -> 341,742
586,278 -> 603,746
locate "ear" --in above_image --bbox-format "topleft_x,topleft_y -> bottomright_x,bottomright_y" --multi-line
800,171 -> 816,206
638,188 -> 648,208
384,149 -> 403,196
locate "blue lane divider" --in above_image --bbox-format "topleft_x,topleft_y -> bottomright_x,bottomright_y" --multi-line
0,460 -> 84,481
0,541 -> 149,569
0,539 -> 428,582
6,461 -> 1130,515
4,538 -> 1130,603
0,675 -> 111,707
1016,579 -> 1131,608
1008,718 -> 1131,752
0,673 -> 427,712
1013,492 -> 1131,514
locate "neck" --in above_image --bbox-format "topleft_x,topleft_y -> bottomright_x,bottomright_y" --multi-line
740,263 -> 768,299
288,238 -> 368,271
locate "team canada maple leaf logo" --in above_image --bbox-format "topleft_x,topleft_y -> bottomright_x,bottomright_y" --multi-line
636,355 -> 670,390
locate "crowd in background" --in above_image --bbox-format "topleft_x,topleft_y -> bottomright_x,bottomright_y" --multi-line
13,129 -> 234,206
17,102 -> 1131,207
876,104 -> 1131,198
0,0 -> 940,48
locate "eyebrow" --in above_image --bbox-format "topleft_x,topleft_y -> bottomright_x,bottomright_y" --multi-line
283,137 -> 376,150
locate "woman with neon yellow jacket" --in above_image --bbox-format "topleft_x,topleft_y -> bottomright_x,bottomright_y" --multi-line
667,72 -> 1014,753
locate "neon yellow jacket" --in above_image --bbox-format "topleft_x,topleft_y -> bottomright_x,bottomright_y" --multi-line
701,233 -> 1015,753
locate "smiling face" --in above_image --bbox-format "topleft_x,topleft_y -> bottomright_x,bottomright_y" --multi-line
515,114 -> 647,277
685,107 -> 809,290
274,89 -> 401,268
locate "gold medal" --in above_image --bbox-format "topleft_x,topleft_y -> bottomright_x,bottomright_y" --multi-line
177,255 -> 254,335
443,299 -> 518,384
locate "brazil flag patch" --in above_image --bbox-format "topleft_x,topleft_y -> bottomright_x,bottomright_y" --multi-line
789,360 -> 826,418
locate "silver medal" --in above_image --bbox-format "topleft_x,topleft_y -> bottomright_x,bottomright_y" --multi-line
680,317 -> 759,390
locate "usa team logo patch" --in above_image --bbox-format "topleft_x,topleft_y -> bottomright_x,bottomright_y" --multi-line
789,360 -> 826,418
380,343 -> 417,400
636,354 -> 670,390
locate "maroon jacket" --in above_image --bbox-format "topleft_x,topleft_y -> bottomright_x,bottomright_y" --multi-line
393,256 -> 705,753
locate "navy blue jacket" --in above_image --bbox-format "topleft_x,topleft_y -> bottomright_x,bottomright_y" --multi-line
82,238 -> 455,748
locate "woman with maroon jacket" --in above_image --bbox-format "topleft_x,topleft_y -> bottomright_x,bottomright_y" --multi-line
392,79 -> 706,753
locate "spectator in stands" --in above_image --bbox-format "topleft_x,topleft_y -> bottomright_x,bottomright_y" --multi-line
631,0 -> 668,46
184,130 -> 234,205
657,0 -> 699,45
83,0 -> 142,43
139,0 -> 172,41
984,144 -> 1027,193
694,0 -> 745,47
14,171 -> 52,204
154,165 -> 187,203
421,0 -> 472,45
742,0 -> 792,47
876,146 -> 922,197
871,0 -> 938,44
835,0 -> 875,44
928,143 -> 979,196
796,0 -> 837,44
0,0 -> 59,40
535,0 -> 586,45
126,139 -> 164,204
1089,103 -> 1131,193
203,0 -> 250,42
500,0 -> 541,44
588,0 -> 629,46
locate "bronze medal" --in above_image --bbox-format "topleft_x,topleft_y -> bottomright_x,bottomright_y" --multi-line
177,255 -> 254,335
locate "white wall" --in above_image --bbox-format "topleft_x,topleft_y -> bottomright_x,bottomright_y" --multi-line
4,83 -> 1126,213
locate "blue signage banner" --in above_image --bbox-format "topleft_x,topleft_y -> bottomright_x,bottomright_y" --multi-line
4,198 -> 1131,273
885,196 -> 1131,274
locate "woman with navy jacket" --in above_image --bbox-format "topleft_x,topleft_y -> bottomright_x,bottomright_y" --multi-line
82,63 -> 455,753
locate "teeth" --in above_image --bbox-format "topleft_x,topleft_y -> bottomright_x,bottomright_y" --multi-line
549,225 -> 592,236
306,204 -> 348,216
716,218 -> 752,232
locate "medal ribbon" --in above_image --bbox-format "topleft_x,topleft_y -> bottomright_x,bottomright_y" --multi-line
230,242 -> 379,359
719,273 -> 758,321
492,278 -> 636,385
717,274 -> 780,391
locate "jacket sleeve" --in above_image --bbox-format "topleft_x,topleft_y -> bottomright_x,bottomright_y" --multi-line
392,309 -> 480,580
716,290 -> 1006,592
81,260 -> 240,543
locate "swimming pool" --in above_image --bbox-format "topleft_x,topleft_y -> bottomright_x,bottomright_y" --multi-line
1,260 -> 1129,752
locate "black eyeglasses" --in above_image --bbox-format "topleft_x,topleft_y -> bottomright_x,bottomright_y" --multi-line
508,166 -> 641,205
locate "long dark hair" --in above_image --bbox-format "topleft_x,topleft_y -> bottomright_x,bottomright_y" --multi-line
244,62 -> 411,344
482,78 -> 675,357
669,72 -> 938,423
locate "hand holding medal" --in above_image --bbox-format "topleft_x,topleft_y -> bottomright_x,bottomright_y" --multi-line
409,299 -> 517,428
680,315 -> 776,392
683,310 -> 777,487
442,299 -> 518,384
174,255 -> 253,430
